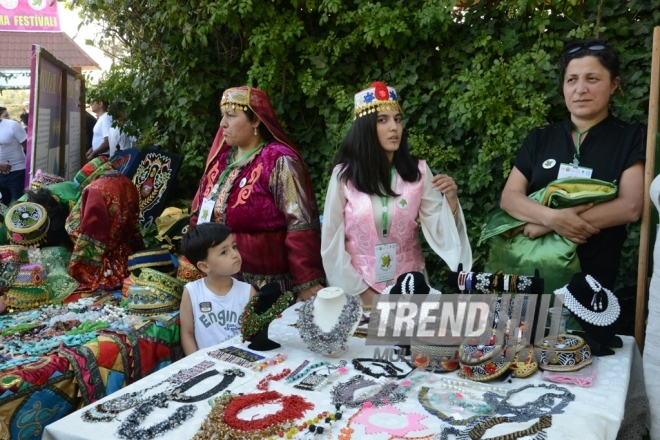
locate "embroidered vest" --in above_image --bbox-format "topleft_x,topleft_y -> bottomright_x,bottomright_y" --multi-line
343,161 -> 426,292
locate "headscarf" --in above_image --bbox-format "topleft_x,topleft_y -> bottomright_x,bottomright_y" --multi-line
192,86 -> 308,215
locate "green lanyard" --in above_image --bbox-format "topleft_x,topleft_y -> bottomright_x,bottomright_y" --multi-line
380,168 -> 396,238
213,142 -> 265,194
572,126 -> 592,167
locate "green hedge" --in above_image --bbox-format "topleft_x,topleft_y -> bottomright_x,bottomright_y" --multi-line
76,0 -> 659,331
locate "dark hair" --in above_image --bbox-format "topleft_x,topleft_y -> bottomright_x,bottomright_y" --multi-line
244,108 -> 274,143
20,113 -> 28,126
0,107 -> 6,115
25,188 -> 72,248
560,38 -> 620,81
331,112 -> 421,197
108,101 -> 124,116
181,223 -> 232,269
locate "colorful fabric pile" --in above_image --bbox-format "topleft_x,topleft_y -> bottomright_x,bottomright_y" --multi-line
0,296 -> 181,440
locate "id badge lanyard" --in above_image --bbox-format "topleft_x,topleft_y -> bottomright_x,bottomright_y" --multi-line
375,168 -> 397,284
572,126 -> 592,168
199,142 -> 265,223
379,168 -> 396,238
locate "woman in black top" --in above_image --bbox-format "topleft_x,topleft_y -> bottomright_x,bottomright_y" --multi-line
499,39 -> 645,290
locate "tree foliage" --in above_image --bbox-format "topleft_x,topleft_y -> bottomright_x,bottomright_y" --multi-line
72,0 -> 660,329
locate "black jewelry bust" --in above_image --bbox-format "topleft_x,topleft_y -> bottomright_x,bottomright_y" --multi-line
246,282 -> 284,351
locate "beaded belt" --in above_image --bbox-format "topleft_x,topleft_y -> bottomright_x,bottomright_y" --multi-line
536,334 -> 592,372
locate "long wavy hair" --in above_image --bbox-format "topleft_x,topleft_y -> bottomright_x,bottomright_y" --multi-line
331,112 -> 421,197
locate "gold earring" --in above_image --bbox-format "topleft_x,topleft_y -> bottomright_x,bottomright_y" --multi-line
253,127 -> 258,136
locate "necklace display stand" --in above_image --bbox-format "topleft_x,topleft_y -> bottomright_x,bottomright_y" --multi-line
307,287 -> 361,358
247,282 -> 286,351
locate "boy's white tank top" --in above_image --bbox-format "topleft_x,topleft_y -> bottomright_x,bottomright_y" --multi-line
186,277 -> 251,349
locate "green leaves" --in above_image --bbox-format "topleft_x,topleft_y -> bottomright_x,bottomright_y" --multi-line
75,0 -> 659,301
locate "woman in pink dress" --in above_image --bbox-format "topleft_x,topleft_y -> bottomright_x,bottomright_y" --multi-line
321,82 -> 472,306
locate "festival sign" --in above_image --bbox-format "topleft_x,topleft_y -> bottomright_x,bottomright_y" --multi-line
0,0 -> 60,32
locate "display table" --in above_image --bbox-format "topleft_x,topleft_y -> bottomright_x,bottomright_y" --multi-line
44,303 -> 646,440
0,296 -> 181,440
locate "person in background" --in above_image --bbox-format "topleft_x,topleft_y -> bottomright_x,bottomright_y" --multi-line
85,110 -> 97,152
108,101 -> 135,156
88,100 -> 112,159
19,110 -> 28,132
0,107 -> 27,204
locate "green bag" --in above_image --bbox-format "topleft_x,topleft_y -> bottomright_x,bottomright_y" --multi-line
478,178 -> 618,294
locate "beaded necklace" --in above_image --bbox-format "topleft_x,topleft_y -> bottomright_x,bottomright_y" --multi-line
257,367 -> 292,390
351,403 -> 429,437
240,291 -> 293,341
286,361 -> 330,383
165,368 -> 244,402
297,294 -> 361,355
467,415 -> 552,440
418,387 -> 490,426
331,375 -> 407,409
116,394 -> 196,440
352,358 -> 414,379
192,391 -> 313,440
483,383 -> 574,422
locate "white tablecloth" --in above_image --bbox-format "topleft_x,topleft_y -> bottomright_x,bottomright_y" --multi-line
44,304 -> 645,440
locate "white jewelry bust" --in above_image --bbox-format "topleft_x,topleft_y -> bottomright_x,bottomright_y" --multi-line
311,287 -> 362,357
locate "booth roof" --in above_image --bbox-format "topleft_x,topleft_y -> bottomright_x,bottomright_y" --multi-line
0,31 -> 100,70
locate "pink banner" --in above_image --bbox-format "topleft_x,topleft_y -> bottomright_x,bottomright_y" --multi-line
0,0 -> 60,32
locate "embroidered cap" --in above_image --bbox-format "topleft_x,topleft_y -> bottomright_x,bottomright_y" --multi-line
220,87 -> 250,111
74,156 -> 113,189
353,81 -> 402,120
127,248 -> 177,277
127,268 -> 184,316
536,334 -> 592,372
30,169 -> 65,190
176,255 -> 205,283
5,202 -> 50,247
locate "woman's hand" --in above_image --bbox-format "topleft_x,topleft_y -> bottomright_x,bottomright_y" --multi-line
0,163 -> 11,173
296,284 -> 323,302
360,287 -> 379,308
86,148 -> 96,161
523,223 -> 553,239
547,204 -> 600,244
431,174 -> 458,202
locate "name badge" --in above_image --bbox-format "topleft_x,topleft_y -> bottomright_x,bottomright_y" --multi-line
198,198 -> 216,224
374,242 -> 397,283
557,163 -> 593,179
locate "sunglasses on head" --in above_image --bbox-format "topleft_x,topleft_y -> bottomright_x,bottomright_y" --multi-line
564,43 -> 609,55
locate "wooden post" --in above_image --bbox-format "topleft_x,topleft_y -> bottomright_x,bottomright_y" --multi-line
636,26 -> 660,350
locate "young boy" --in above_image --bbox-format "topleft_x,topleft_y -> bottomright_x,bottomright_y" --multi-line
179,223 -> 257,355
